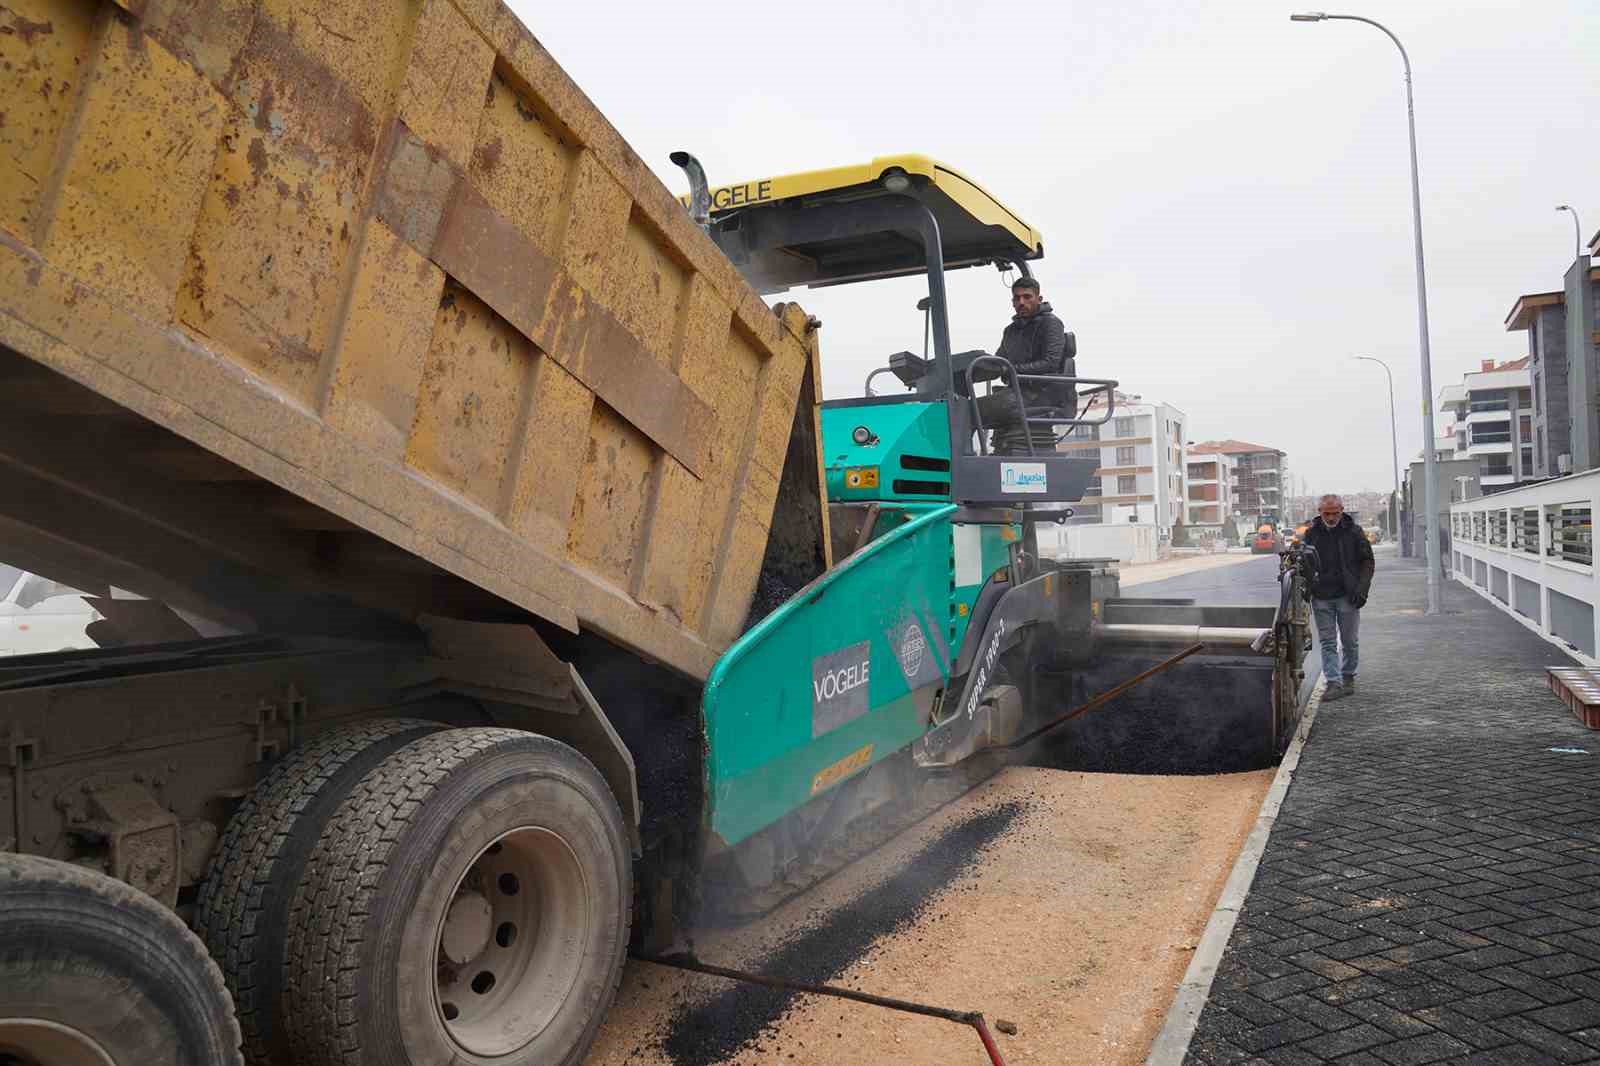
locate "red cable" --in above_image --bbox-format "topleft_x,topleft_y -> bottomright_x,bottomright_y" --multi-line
972,1017 -> 1007,1065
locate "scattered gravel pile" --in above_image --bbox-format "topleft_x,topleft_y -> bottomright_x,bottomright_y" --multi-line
653,801 -> 1027,1065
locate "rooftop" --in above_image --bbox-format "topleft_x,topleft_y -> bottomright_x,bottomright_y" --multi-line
1189,439 -> 1285,457
1505,291 -> 1562,331
1506,267 -> 1600,330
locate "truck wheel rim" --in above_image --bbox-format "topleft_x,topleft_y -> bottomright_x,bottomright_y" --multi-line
0,1019 -> 117,1066
433,826 -> 592,1057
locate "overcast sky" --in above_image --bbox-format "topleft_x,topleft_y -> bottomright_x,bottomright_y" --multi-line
514,0 -> 1598,496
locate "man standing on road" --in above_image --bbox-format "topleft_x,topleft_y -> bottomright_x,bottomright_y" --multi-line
1304,494 -> 1375,703
975,278 -> 1074,453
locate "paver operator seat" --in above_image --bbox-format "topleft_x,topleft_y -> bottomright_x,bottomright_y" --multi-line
675,153 -> 1115,501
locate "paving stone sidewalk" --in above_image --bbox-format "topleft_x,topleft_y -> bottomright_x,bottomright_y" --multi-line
1186,552 -> 1600,1066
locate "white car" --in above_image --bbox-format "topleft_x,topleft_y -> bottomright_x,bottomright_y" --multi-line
0,565 -> 102,657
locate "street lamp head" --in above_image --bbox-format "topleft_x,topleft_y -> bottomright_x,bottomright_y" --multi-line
1557,204 -> 1573,213
1290,11 -> 1328,21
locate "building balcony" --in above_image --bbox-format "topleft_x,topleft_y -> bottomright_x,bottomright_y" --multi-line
1479,472 -> 1518,487
1465,409 -> 1513,425
1467,440 -> 1514,455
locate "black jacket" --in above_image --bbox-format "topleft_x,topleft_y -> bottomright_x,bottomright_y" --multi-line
1304,514 -> 1376,605
995,303 -> 1074,412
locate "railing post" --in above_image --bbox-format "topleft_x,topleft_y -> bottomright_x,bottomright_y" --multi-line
1591,481 -> 1600,657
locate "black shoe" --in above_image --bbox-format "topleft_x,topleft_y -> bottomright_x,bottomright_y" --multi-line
1322,683 -> 1349,703
1342,676 -> 1355,692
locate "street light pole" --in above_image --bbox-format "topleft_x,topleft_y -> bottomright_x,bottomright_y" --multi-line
1557,205 -> 1582,262
1355,356 -> 1401,541
1292,11 -> 1442,613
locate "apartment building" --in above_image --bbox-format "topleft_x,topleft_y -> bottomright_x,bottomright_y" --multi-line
1185,449 -> 1236,531
1057,395 -> 1187,529
1435,358 -> 1534,489
1188,440 -> 1286,523
1504,238 -> 1599,477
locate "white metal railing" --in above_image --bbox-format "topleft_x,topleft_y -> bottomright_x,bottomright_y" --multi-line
1514,507 -> 1539,555
1450,468 -> 1600,662
1551,505 -> 1593,566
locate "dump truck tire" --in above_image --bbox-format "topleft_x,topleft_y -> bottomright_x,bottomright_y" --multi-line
283,727 -> 631,1066
195,718 -> 444,1066
0,853 -> 244,1066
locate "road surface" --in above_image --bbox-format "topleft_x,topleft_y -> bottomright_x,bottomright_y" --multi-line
582,553 -> 1295,1065
1123,552 -> 1283,605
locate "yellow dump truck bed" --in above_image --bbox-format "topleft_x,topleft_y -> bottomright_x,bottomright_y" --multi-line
0,0 -> 821,679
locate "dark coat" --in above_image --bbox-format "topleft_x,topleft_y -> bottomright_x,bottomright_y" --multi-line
1304,514 -> 1376,604
995,302 -> 1074,411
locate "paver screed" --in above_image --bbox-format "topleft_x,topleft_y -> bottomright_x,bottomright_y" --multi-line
1184,553 -> 1600,1066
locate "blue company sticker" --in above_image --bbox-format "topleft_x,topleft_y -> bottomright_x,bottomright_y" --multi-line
1000,462 -> 1047,493
811,640 -> 871,738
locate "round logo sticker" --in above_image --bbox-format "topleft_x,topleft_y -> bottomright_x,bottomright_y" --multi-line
900,624 -> 927,679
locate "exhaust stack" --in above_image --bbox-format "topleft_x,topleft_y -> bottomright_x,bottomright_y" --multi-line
671,151 -> 711,231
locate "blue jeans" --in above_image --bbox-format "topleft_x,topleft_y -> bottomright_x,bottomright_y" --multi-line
1312,597 -> 1360,684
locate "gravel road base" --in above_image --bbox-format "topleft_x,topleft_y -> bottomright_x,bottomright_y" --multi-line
584,764 -> 1272,1065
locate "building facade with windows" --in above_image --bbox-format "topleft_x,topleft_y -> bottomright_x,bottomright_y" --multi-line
1504,243 -> 1600,478
1435,358 -> 1534,490
1057,395 -> 1187,530
1187,440 -> 1286,524
1185,450 -> 1237,532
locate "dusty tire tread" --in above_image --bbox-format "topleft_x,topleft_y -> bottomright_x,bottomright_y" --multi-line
194,718 -> 440,1066
283,727 -> 631,1066
0,852 -> 244,1065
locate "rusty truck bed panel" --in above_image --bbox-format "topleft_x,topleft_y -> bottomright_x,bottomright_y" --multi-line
0,0 -> 818,679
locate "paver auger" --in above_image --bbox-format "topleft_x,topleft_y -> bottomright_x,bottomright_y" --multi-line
677,155 -> 1316,911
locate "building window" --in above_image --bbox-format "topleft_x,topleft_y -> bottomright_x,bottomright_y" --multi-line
1114,417 -> 1135,438
1118,474 -> 1137,494
1537,426 -> 1544,463
1521,447 -> 1534,477
1520,415 -> 1532,443
1115,445 -> 1136,466
1534,373 -> 1540,413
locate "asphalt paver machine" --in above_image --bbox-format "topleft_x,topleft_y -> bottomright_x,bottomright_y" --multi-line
676,155 -> 1315,910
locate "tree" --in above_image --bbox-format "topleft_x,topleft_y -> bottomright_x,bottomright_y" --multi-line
1221,513 -> 1240,544
1171,518 -> 1190,546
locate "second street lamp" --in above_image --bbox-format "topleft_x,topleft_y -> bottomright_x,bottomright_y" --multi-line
1354,356 -> 1402,543
1292,11 -> 1443,613
1557,205 -> 1583,263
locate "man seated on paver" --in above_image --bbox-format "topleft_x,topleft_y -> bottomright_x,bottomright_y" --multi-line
975,277 -> 1074,455
1303,493 -> 1375,703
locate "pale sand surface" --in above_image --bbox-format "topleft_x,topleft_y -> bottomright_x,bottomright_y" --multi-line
584,764 -> 1273,1065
